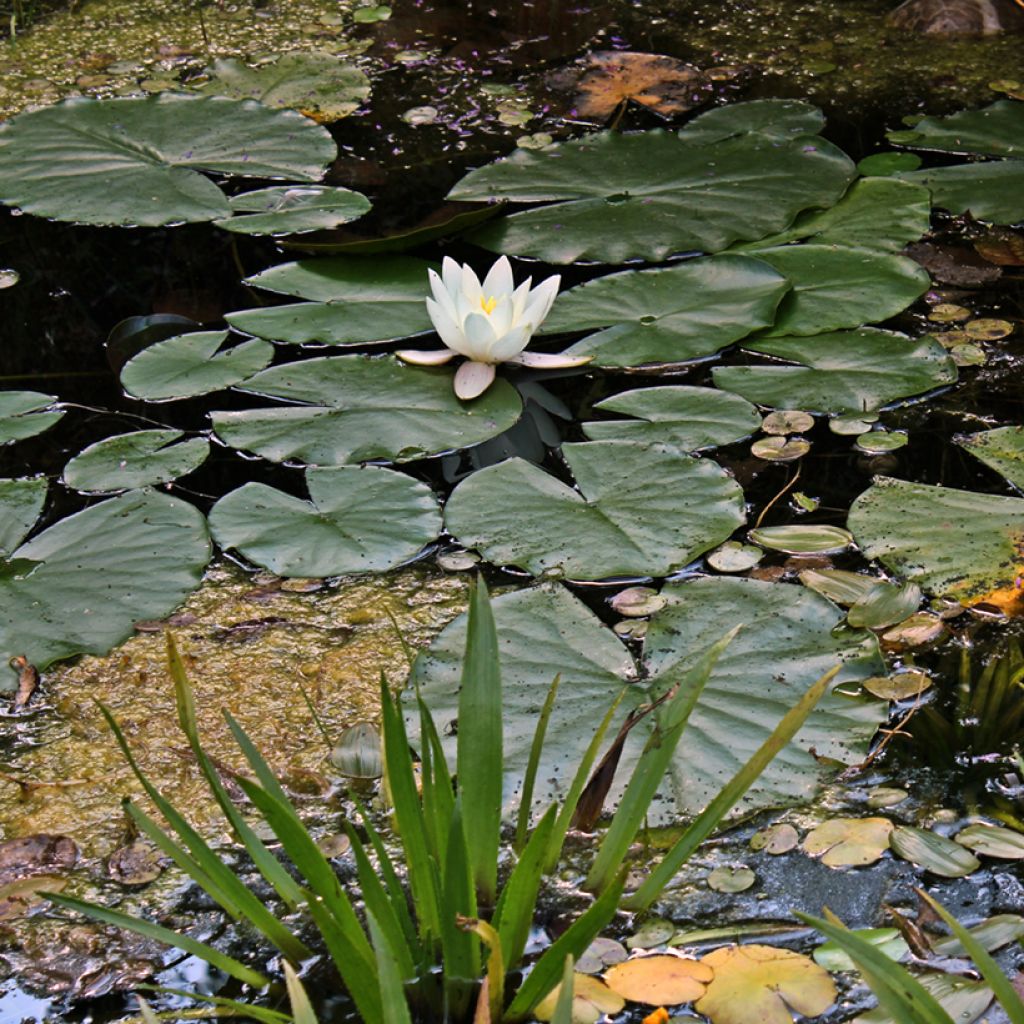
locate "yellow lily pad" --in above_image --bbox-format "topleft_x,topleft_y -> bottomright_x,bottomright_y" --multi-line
750,823 -> 799,854
695,945 -> 837,1024
604,955 -> 713,1006
534,973 -> 625,1023
803,817 -> 894,867
862,670 -> 932,700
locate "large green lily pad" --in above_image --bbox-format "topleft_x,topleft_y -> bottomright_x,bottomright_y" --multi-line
713,329 -> 956,414
443,441 -> 745,580
0,391 -> 64,443
62,430 -> 210,493
0,489 -> 210,688
899,161 -> 1024,225
229,256 -> 435,344
209,467 -> 440,577
0,477 -> 47,557
539,255 -> 788,367
211,356 -> 522,465
582,386 -> 761,450
848,476 -> 1024,611
451,129 -> 854,263
216,185 -> 371,236
889,100 -> 1024,158
678,98 -> 825,144
744,245 -> 930,338
958,425 -> 1024,491
0,94 -> 336,227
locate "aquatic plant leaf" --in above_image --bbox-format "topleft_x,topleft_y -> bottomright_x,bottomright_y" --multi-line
899,161 -> 1024,224
539,254 -> 788,366
582,386 -> 760,450
0,490 -> 210,687
803,817 -> 894,867
62,430 -> 210,493
848,476 -> 1024,612
452,129 -> 854,263
212,356 -> 522,465
231,255 -> 436,344
0,390 -> 64,444
957,425 -> 1024,491
748,525 -> 853,554
853,972 -> 992,1024
194,53 -> 370,122
534,973 -> 624,1024
678,98 -> 825,143
209,466 -> 440,577
889,826 -> 981,877
889,100 -> 1024,158
813,928 -> 909,973
733,178 -> 931,252
0,477 -> 47,556
603,955 -> 712,1005
743,245 -> 930,337
695,945 -> 836,1024
713,329 -> 956,414
954,824 -> 1024,860
803,568 -> 897,608
216,185 -> 371,235
932,914 -> 1024,955
0,94 -> 335,227
443,440 -> 745,580
120,331 -> 274,401
707,865 -> 756,892
846,580 -> 923,629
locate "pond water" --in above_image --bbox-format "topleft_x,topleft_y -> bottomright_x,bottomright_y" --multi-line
1,0 -> 1024,1021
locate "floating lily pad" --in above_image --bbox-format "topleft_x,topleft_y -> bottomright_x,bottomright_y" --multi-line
707,541 -> 763,573
0,391 -> 64,444
577,938 -> 629,974
750,823 -> 799,854
216,185 -> 370,236
0,490 -> 210,688
582,386 -> 762,449
848,476 -> 1024,610
120,331 -> 274,401
0,94 -> 335,227
714,329 -> 956,414
846,580 -> 922,629
830,412 -> 879,435
0,477 -> 47,557
452,129 -> 854,263
678,99 -> 825,144
888,100 -> 1024,158
212,356 -> 522,466
862,670 -> 931,700
900,161 -> 1024,224
889,825 -> 981,877
609,586 -> 666,617
604,955 -> 712,1005
955,824 -> 1024,860
762,410 -> 814,435
751,436 -> 810,461
62,430 -> 210,493
748,525 -> 853,554
695,945 -> 836,1024
444,441 -> 745,580
231,256 -> 435,345
958,425 -> 1024,490
353,5 -> 391,22
627,919 -> 677,950
855,430 -> 908,454
194,53 -> 370,121
803,817 -> 893,866
209,467 -> 440,577
707,866 -> 755,892
813,928 -> 908,972
856,152 -> 922,175
964,318 -> 1014,340
534,973 -> 625,1024
881,612 -> 947,649
541,255 -> 788,366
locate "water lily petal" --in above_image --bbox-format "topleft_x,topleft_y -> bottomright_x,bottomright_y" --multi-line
482,255 -> 514,301
488,294 -> 514,339
459,264 -> 484,305
463,312 -> 498,360
426,297 -> 473,357
454,360 -> 496,400
510,278 -> 533,324
395,348 -> 457,366
429,268 -> 459,323
507,351 -> 593,368
488,323 -> 532,363
522,274 -> 561,329
441,256 -> 463,296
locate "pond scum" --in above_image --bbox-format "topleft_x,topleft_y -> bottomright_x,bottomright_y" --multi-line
1,2 -> 1024,1021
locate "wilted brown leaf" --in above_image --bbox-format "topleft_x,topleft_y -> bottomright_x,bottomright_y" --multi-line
974,228 -> 1024,266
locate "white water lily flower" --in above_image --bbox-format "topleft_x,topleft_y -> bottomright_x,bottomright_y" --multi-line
396,255 -> 591,400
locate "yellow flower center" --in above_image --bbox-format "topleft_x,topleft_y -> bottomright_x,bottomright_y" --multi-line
480,295 -> 498,314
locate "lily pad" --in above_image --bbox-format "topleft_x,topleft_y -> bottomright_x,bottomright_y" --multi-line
577,938 -> 629,974
0,477 -> 47,557
881,612 -> 947,649
230,256 -> 436,345
212,356 -> 523,466
957,425 -> 1024,491
215,185 -> 370,236
62,430 -> 210,493
609,587 -> 666,617
707,541 -> 763,573
0,490 -> 210,688
604,955 -> 713,1005
707,866 -> 755,892
861,670 -> 932,700
678,99 -> 825,144
0,391 -> 64,444
955,824 -> 1024,859
751,436 -> 810,461
714,329 -> 956,414
535,973 -> 625,1024
443,441 -> 745,580
748,525 -> 853,554
582,386 -> 762,450
209,467 -> 440,577
889,826 -> 981,877
540,255 -> 788,366
848,476 -> 1024,610
749,823 -> 799,854
0,94 -> 335,227
899,161 -> 1024,224
762,410 -> 814,435
452,129 -> 854,263
888,100 -> 1024,158
855,430 -> 908,454
627,919 -> 677,950
802,817 -> 894,867
695,945 -> 836,1024
120,331 -> 274,401
194,54 -> 370,122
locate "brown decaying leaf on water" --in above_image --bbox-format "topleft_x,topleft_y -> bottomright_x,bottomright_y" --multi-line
572,52 -> 711,121
974,227 -> 1024,266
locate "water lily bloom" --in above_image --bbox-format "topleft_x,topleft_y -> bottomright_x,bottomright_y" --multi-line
396,255 -> 591,400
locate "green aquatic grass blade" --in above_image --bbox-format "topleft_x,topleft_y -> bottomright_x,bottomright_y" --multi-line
505,870 -> 627,1022
166,634 -> 304,911
625,664 -> 840,911
515,674 -> 560,853
440,800 -> 480,1020
283,962 -> 319,1024
551,956 -> 576,1024
97,702 -> 311,963
494,803 -> 558,972
797,911 -> 953,1024
367,910 -> 415,1024
222,709 -> 294,807
918,890 -> 1024,1023
46,893 -> 269,989
137,986 -> 291,1023
585,627 -> 738,895
418,697 -> 454,866
457,579 -> 503,903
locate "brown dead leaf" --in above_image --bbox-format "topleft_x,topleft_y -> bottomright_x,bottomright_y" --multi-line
573,52 -> 711,122
974,229 -> 1024,266
604,954 -> 712,1005
11,655 -> 38,711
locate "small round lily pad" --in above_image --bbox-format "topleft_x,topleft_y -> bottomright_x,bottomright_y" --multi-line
881,613 -> 947,649
830,412 -> 879,435
708,865 -> 756,892
627,918 -> 677,950
706,541 -> 763,573
855,430 -> 908,454
928,303 -> 971,323
610,586 -> 666,617
803,817 -> 894,867
964,318 -> 1013,341
950,343 -> 987,366
761,410 -> 814,435
862,670 -> 931,700
752,436 -> 811,461
750,823 -> 799,854
577,937 -> 629,975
